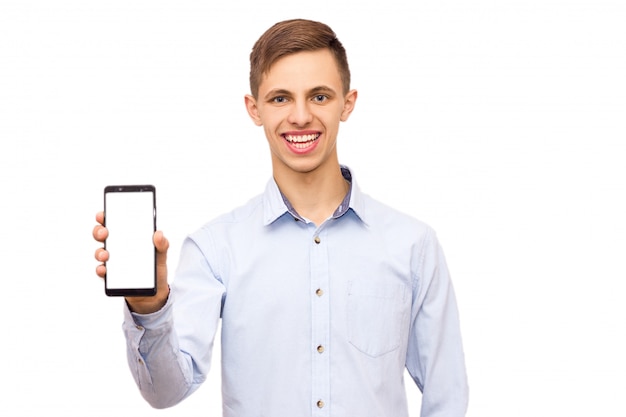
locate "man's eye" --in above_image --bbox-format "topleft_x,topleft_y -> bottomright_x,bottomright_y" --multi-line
272,96 -> 287,103
313,95 -> 328,102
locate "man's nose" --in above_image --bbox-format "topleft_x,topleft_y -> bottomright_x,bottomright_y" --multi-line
287,100 -> 313,126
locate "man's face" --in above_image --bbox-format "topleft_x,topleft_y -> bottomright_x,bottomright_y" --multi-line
245,49 -> 357,178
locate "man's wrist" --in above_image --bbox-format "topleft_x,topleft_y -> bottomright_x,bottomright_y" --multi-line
125,285 -> 170,315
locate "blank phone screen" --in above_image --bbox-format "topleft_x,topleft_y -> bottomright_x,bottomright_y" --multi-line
104,186 -> 156,296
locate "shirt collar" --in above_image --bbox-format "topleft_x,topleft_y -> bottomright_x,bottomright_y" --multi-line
262,165 -> 368,226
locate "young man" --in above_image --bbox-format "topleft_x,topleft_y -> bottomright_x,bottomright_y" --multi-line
93,18 -> 468,416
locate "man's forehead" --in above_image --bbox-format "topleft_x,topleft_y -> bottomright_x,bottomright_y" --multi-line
259,50 -> 342,92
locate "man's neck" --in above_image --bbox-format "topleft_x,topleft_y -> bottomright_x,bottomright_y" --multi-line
274,163 -> 348,226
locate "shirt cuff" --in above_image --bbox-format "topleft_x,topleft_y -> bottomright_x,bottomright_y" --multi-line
122,293 -> 173,331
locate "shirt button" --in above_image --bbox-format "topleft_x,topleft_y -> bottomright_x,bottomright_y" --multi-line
315,288 -> 324,297
314,236 -> 321,244
317,345 -> 325,353
317,400 -> 325,408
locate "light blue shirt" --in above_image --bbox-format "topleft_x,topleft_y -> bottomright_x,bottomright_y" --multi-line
123,167 -> 468,417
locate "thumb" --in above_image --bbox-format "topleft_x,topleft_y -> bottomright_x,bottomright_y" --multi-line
154,230 -> 170,256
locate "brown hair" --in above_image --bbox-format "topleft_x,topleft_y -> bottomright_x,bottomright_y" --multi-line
249,19 -> 351,98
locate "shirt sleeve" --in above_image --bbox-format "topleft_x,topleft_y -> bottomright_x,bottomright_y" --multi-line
122,235 -> 225,409
405,229 -> 469,417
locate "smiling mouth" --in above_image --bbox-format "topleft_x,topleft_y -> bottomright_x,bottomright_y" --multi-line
283,133 -> 320,149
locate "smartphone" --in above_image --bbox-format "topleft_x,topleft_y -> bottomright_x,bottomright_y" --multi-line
104,185 -> 157,296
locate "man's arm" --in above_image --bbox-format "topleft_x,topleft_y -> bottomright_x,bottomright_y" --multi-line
122,236 -> 225,408
405,229 -> 469,417
94,213 -> 224,409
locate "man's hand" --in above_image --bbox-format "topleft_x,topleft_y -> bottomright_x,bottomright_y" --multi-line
93,211 -> 170,314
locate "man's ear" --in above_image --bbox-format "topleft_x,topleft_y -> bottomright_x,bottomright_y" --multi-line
244,94 -> 263,126
340,89 -> 358,122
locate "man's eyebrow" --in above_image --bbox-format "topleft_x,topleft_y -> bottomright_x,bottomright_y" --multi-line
263,89 -> 291,100
309,86 -> 337,95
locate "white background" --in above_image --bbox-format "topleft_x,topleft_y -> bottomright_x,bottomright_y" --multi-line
1,0 -> 625,416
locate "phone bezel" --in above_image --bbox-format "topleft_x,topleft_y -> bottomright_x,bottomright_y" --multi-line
103,184 -> 157,297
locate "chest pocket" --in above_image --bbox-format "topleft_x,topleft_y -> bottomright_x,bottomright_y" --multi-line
347,281 -> 410,358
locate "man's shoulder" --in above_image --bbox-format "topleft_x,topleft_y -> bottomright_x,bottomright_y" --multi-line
191,193 -> 265,238
352,193 -> 442,267
360,192 -> 434,235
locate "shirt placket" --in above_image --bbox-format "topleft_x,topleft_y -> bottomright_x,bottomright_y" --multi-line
310,224 -> 330,416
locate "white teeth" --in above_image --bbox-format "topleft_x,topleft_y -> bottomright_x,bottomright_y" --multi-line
293,142 -> 311,149
284,134 -> 319,143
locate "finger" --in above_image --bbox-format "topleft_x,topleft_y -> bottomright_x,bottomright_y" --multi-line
96,211 -> 104,225
95,247 -> 109,262
154,231 -> 169,273
92,224 -> 108,242
154,230 -> 170,254
96,263 -> 106,278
